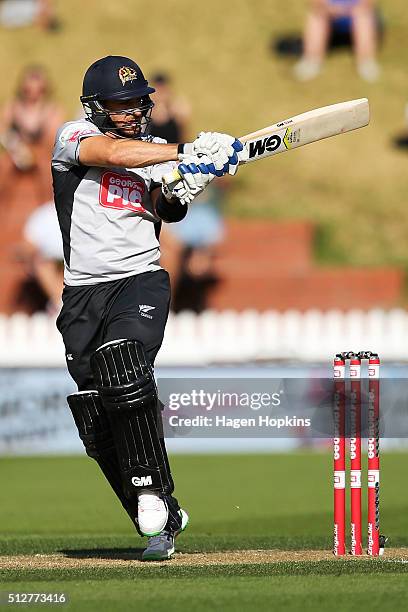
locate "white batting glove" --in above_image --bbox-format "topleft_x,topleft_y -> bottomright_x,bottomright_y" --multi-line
162,154 -> 215,206
179,132 -> 248,176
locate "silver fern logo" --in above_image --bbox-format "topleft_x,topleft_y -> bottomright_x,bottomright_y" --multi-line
139,304 -> 156,320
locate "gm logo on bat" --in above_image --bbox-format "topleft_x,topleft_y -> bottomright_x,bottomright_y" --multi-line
248,127 -> 295,159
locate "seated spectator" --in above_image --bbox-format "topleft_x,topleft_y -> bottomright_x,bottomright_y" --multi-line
149,72 -> 191,143
149,70 -> 224,311
294,0 -> 381,82
0,0 -> 59,31
0,65 -> 64,221
0,67 -> 63,313
17,200 -> 63,313
160,181 -> 228,312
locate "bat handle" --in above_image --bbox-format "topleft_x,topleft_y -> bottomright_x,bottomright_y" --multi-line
162,167 -> 182,187
162,164 -> 215,188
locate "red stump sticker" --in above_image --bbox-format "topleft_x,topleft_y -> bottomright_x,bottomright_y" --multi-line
99,171 -> 146,213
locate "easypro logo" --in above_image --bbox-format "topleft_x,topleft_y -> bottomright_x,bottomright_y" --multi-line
350,393 -> 358,459
367,439 -> 376,459
333,524 -> 340,553
333,437 -> 341,460
367,389 -> 378,458
99,171 -> 146,213
131,475 -> 153,487
333,396 -> 342,459
367,523 -> 374,554
351,523 -> 357,551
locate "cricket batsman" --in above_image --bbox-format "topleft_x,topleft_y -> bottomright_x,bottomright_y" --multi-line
51,55 -> 247,560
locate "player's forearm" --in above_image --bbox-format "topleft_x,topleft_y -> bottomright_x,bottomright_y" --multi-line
79,135 -> 179,168
105,140 -> 179,168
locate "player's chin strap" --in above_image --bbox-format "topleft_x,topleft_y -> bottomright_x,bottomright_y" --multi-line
105,112 -> 153,139
103,115 -> 151,140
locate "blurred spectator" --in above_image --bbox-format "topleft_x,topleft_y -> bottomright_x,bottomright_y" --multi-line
294,0 -> 382,82
150,72 -> 191,143
393,104 -> 408,150
149,69 -> 226,311
0,65 -> 64,221
0,0 -> 60,31
0,65 -> 64,314
16,200 -> 63,313
160,181 -> 228,312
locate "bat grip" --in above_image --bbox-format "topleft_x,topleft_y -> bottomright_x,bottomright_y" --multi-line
162,167 -> 182,187
162,164 -> 214,187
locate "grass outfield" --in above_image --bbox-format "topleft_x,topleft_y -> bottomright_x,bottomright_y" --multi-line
1,453 -> 407,611
1,2 -> 408,267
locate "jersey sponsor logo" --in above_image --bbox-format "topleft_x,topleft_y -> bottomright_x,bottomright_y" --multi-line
99,171 -> 147,213
58,125 -> 98,145
118,66 -> 138,86
132,475 -> 153,487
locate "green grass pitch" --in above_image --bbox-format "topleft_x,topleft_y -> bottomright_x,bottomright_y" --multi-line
1,452 -> 407,611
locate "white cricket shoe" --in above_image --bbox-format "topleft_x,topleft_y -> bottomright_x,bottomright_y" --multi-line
142,509 -> 189,561
137,491 -> 168,536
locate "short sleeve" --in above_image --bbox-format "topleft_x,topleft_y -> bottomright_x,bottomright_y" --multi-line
52,120 -> 102,171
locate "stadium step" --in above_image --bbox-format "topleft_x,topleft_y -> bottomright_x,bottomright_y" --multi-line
206,220 -> 404,311
215,220 -> 314,273
208,267 -> 404,311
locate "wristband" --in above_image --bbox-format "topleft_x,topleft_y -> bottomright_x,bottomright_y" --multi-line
156,192 -> 188,223
177,143 -> 193,158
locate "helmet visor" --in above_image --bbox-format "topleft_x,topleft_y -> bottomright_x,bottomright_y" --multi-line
98,96 -> 154,138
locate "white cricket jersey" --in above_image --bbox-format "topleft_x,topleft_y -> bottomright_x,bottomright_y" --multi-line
51,119 -> 177,286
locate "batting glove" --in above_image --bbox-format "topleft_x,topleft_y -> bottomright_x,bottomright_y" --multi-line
179,132 -> 248,176
162,154 -> 215,206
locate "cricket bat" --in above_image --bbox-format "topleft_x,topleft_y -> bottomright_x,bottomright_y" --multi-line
162,98 -> 369,185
